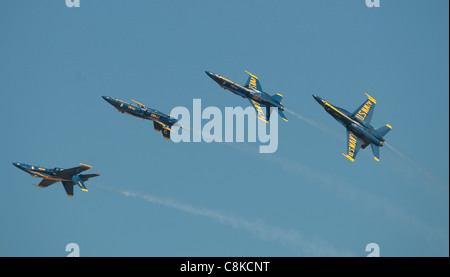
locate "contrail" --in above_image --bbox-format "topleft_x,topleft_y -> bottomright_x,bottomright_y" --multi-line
385,142 -> 448,192
92,183 -> 351,257
286,107 -> 447,191
284,108 -> 343,141
226,143 -> 448,246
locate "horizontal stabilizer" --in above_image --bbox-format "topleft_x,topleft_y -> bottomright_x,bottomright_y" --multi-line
162,128 -> 171,140
278,110 -> 288,122
371,144 -> 380,162
375,124 -> 392,138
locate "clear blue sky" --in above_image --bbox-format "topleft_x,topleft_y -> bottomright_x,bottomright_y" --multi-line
1,0 -> 448,257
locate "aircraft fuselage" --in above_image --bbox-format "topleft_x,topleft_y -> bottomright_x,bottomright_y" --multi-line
102,96 -> 178,127
313,95 -> 384,147
12,163 -> 71,181
205,71 -> 284,111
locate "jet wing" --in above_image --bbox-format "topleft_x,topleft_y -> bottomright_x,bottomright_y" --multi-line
62,181 -> 75,197
59,164 -> 93,177
244,71 -> 262,91
33,179 -> 58,188
249,99 -> 268,123
343,131 -> 363,162
352,93 -> 376,124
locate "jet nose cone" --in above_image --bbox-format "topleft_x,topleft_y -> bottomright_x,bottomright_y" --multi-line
102,96 -> 116,106
312,94 -> 324,105
12,162 -> 22,169
205,71 -> 215,79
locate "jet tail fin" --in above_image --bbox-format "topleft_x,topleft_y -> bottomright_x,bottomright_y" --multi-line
72,175 -> 88,192
271,93 -> 283,103
376,124 -> 392,138
371,144 -> 380,162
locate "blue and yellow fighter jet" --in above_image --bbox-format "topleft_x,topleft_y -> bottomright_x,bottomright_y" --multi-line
313,94 -> 392,162
12,162 -> 99,197
102,96 -> 179,140
205,71 -> 288,123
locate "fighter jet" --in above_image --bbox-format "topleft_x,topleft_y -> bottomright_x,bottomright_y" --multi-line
12,162 -> 100,197
102,96 -> 179,140
205,71 -> 288,123
313,93 -> 392,162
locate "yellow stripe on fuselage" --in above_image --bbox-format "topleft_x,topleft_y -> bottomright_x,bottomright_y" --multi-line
217,76 -> 246,90
324,102 -> 354,123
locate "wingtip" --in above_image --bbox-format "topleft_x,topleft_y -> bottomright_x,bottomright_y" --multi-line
79,163 -> 92,168
255,116 -> 268,124
342,154 -> 355,162
244,70 -> 258,79
374,157 -> 380,162
386,124 -> 392,129
365,93 -> 377,104
32,184 -> 45,188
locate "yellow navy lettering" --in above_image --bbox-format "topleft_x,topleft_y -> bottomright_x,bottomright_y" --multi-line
348,132 -> 357,157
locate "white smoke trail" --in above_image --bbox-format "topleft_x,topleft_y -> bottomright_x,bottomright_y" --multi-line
284,108 -> 343,141
286,107 -> 447,192
92,183 -> 350,257
226,143 -> 448,246
385,142 -> 448,192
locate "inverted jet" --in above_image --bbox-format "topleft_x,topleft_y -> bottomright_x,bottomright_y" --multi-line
205,71 -> 288,123
313,94 -> 392,162
102,96 -> 179,140
12,162 -> 99,197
